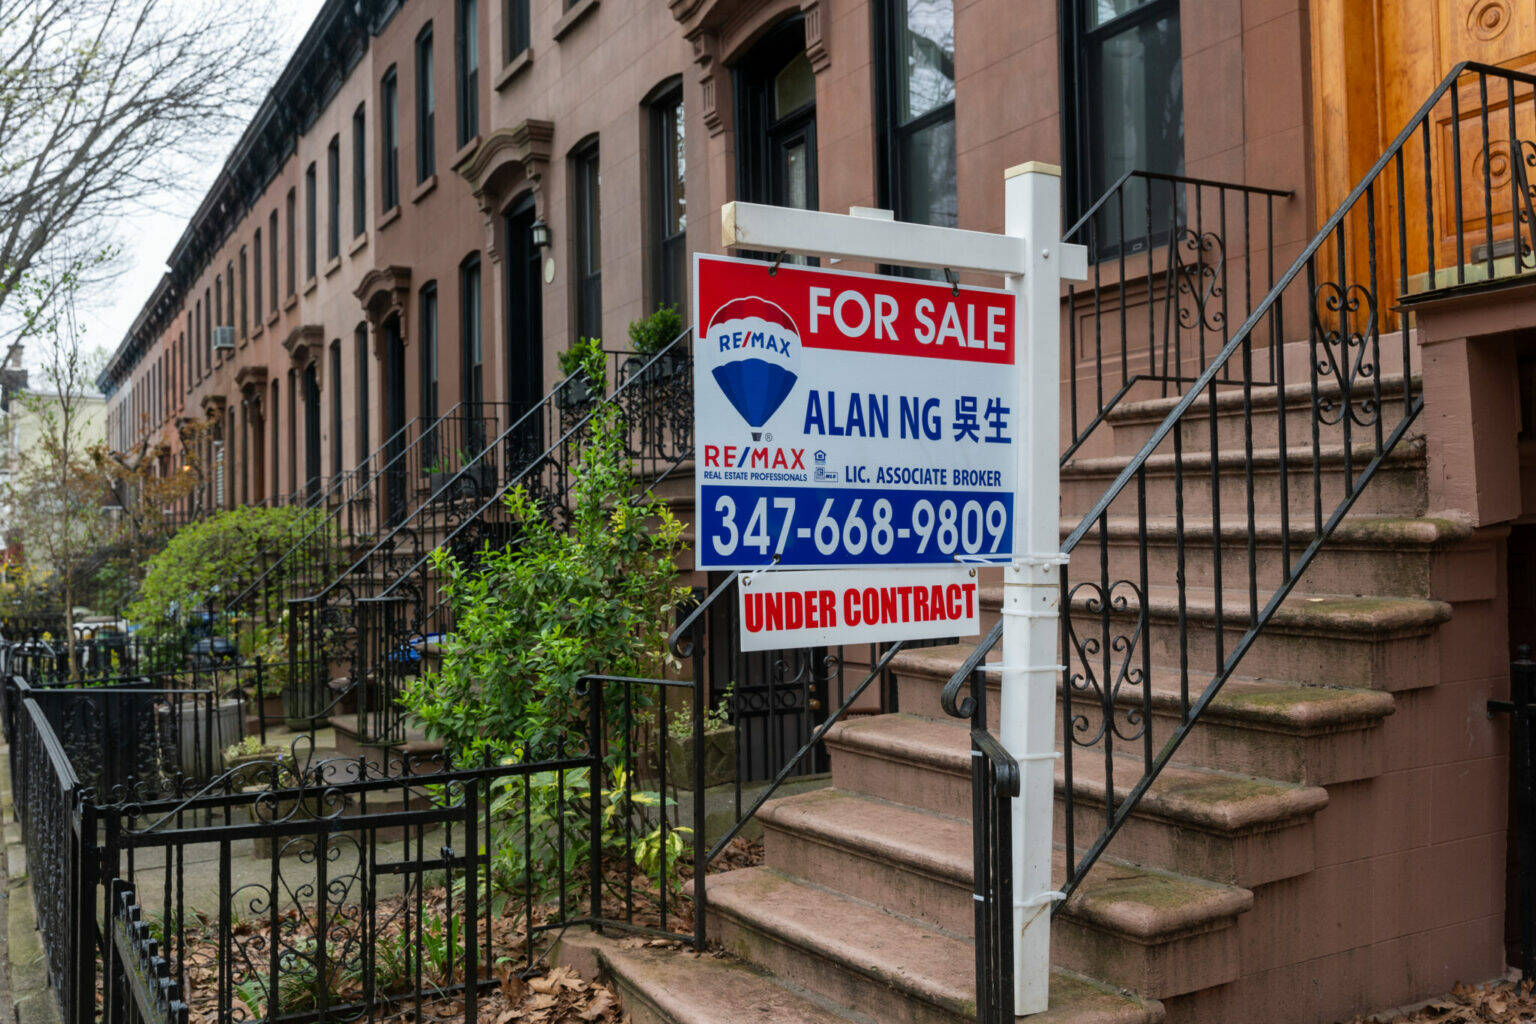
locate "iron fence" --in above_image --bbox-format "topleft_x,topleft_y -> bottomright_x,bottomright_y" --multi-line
7,654 -> 704,1024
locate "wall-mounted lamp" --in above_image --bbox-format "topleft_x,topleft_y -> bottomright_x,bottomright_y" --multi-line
530,218 -> 552,250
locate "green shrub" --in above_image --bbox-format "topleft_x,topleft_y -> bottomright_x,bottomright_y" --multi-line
627,304 -> 683,355
556,335 -> 606,387
127,505 -> 322,637
401,402 -> 687,763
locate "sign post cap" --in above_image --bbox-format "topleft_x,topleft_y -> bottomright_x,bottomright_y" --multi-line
1003,161 -> 1062,180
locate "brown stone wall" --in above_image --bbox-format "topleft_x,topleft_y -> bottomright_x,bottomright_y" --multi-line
104,0 -> 1322,501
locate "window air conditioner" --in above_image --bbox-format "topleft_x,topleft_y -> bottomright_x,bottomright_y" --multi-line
213,325 -> 236,350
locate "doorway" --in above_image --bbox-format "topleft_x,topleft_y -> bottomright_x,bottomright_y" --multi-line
302,364 -> 321,503
735,17 -> 818,215
505,195 -> 544,468
383,315 -> 408,526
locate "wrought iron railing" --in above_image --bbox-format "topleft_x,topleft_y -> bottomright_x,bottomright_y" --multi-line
943,64 -> 1536,952
315,344 -> 691,744
6,654 -> 693,1024
1062,171 -> 1293,460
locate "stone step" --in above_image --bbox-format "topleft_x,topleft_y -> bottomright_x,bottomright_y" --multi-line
890,644 -> 1397,785
1061,440 -> 1428,522
971,584 -> 1452,690
756,787 -> 1252,998
1104,376 -> 1417,457
823,714 -> 1326,887
1062,513 -> 1469,599
560,929 -> 1165,1024
1055,753 -> 1328,888
707,867 -> 1167,1024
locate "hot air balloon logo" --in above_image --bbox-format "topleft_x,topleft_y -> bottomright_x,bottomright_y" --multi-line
706,296 -> 802,441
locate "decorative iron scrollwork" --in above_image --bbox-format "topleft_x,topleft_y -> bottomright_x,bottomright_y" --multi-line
1309,279 -> 1380,429
1064,579 -> 1149,747
1175,229 -> 1226,332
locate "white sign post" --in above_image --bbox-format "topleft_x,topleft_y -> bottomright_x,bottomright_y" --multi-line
716,163 -> 1086,1014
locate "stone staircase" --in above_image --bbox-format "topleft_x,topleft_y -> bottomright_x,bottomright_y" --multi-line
566,368 -> 1509,1022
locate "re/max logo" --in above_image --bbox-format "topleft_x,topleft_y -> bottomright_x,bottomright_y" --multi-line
703,445 -> 806,470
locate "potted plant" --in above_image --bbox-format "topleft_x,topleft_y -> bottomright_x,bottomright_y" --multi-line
557,336 -> 605,410
427,449 -> 496,504
623,304 -> 685,383
651,683 -> 736,791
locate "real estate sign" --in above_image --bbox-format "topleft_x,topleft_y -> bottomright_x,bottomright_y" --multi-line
693,253 -> 1019,571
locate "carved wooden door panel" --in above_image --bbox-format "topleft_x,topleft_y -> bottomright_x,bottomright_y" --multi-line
1382,0 -> 1536,278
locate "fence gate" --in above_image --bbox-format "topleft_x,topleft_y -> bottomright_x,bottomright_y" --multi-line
104,767 -> 482,1024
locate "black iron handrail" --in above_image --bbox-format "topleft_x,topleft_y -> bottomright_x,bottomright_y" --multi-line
946,60 -> 1533,915
1061,169 -> 1293,462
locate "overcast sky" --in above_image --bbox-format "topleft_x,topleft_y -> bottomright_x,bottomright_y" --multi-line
72,0 -> 322,370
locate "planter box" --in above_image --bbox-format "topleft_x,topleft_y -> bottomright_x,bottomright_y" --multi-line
650,726 -> 736,791
171,697 -> 243,781
428,463 -> 495,503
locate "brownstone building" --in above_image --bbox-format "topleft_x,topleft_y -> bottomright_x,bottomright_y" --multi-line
93,0 -> 1536,1022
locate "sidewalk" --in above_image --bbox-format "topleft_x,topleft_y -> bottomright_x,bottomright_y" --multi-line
0,742 -> 59,1024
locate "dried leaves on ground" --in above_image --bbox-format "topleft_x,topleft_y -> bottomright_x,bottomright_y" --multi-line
1343,978 -> 1536,1023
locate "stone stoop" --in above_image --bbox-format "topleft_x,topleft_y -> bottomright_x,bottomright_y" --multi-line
572,365 -> 1496,1022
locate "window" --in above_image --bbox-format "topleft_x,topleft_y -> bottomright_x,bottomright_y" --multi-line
455,0 -> 479,148
416,25 -> 436,182
203,289 -> 212,369
288,368 -> 297,494
192,304 -> 200,379
648,83 -> 686,310
330,340 -> 343,477
286,188 -> 297,295
326,136 -> 341,260
253,228 -> 263,316
355,324 -> 371,461
1065,0 -> 1183,253
504,0 -> 529,61
571,139 -> 601,341
460,256 -> 483,421
226,262 -> 235,332
240,249 -> 248,337
419,282 -> 438,431
352,105 -> 367,235
382,68 -> 400,210
269,210 -> 279,311
271,380 -> 280,500
305,164 -> 317,279
734,17 -> 817,263
214,275 -> 223,333
876,0 -> 956,231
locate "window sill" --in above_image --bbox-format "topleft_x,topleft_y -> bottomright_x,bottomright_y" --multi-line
452,136 -> 481,169
323,255 -> 342,278
266,310 -> 280,328
283,294 -> 298,312
411,174 -> 438,204
379,205 -> 402,231
495,49 -> 532,91
348,232 -> 369,257
303,276 -> 318,297
252,323 -> 264,340
552,0 -> 598,41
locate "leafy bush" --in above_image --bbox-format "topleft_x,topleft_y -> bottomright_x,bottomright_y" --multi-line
401,403 -> 686,763
557,335 -> 606,388
627,304 -> 683,356
127,505 -> 322,637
